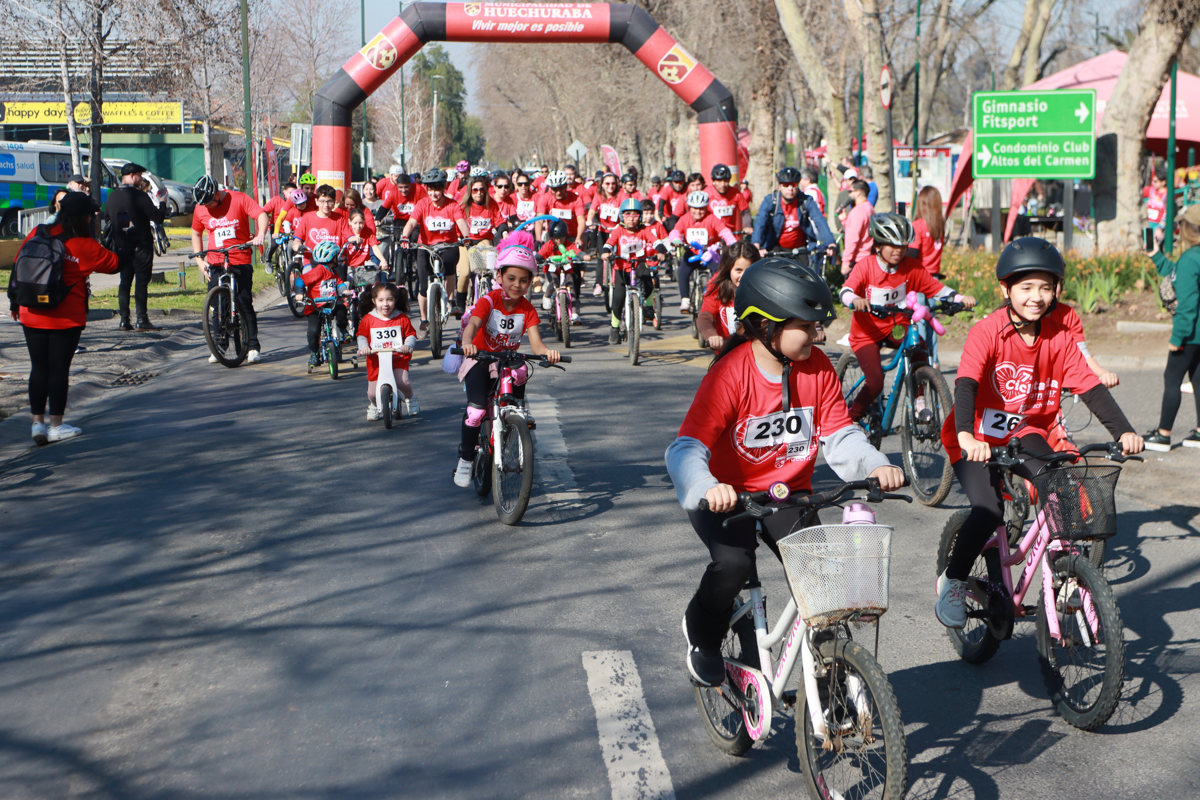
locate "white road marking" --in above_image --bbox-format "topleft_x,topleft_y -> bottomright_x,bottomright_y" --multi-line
581,650 -> 676,800
527,395 -> 580,516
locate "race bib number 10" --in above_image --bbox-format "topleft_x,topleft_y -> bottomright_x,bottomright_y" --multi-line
742,407 -> 815,457
867,282 -> 906,307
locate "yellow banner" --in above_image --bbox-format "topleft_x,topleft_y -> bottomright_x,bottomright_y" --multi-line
0,101 -> 182,126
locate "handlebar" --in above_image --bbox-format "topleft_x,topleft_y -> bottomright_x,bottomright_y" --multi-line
449,346 -> 571,369
699,478 -> 911,528
989,439 -> 1143,469
189,243 -> 255,259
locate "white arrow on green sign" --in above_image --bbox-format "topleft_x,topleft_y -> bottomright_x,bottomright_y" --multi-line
972,89 -> 1096,179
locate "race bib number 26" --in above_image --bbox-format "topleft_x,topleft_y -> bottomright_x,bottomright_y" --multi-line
979,408 -> 1025,437
742,407 -> 815,458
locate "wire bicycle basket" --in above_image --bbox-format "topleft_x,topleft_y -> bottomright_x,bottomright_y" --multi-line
777,524 -> 893,626
1030,461 -> 1121,541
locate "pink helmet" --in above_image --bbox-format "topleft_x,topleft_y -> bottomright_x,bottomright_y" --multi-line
496,244 -> 536,275
289,188 -> 307,206
456,160 -> 470,173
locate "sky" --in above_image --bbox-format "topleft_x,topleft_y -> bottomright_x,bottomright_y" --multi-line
360,0 -> 478,105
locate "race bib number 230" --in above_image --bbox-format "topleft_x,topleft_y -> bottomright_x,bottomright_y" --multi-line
742,407 -> 815,459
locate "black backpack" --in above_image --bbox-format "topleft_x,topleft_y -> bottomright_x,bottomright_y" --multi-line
6,225 -> 70,310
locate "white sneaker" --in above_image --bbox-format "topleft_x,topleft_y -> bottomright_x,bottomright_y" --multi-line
31,422 -> 48,446
46,423 -> 82,443
836,333 -> 851,347
541,294 -> 553,311
208,354 -> 219,364
1184,381 -> 1195,395
680,297 -> 691,313
366,403 -> 382,421
246,349 -> 261,363
453,458 -> 473,487
935,571 -> 969,628
403,396 -> 420,416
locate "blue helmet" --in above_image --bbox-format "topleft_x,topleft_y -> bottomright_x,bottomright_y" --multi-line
312,240 -> 340,265
619,198 -> 642,217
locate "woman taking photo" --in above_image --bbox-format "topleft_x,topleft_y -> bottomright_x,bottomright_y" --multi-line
7,192 -> 118,445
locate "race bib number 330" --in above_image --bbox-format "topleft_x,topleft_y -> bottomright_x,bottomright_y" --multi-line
371,326 -> 401,349
742,407 -> 815,457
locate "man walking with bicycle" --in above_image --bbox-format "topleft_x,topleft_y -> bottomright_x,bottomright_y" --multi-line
191,176 -> 269,363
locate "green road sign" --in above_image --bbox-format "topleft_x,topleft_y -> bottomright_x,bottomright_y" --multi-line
972,89 -> 1096,179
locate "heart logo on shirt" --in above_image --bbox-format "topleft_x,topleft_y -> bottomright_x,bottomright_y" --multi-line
993,362 -> 1034,403
732,419 -> 781,465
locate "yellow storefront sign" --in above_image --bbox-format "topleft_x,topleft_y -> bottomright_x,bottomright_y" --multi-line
0,101 -> 182,126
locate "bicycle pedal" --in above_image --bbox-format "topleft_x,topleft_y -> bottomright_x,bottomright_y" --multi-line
1018,604 -> 1038,618
781,690 -> 797,707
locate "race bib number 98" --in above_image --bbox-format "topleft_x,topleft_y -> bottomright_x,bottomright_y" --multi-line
371,326 -> 401,349
979,408 -> 1025,437
742,407 -> 815,457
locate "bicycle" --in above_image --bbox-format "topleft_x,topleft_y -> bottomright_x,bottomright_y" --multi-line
463,239 -> 496,313
192,243 -> 255,367
363,325 -> 409,429
300,293 -> 355,380
378,211 -> 419,301
614,254 -> 661,366
836,295 -> 964,506
269,232 -> 302,312
936,440 -> 1139,730
405,240 -> 465,359
683,241 -> 717,342
540,247 -> 583,349
695,479 -> 911,800
450,347 -> 571,525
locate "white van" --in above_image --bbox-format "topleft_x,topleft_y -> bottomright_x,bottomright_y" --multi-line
0,140 -> 119,235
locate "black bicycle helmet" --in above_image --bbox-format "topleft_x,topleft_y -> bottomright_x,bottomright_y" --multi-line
548,219 -> 569,239
422,168 -> 446,186
193,174 -> 218,205
736,257 -> 837,327
868,213 -> 914,247
995,236 -> 1066,285
410,172 -> 423,185
776,166 -> 802,184
669,169 -> 686,183
711,163 -> 732,182
619,173 -> 635,184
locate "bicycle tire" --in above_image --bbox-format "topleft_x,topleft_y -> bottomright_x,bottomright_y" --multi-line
693,608 -> 758,756
628,291 -> 641,365
381,384 -> 393,429
1003,473 -> 1032,548
901,365 -> 953,506
473,420 -> 493,498
689,270 -> 709,342
325,341 -> 339,380
286,267 -> 305,318
202,286 -> 249,367
796,637 -> 908,800
428,282 -> 444,358
936,509 -> 1003,663
653,285 -> 662,330
493,415 -> 534,525
835,352 -> 881,449
557,292 -> 572,349
275,259 -> 290,301
1035,553 -> 1125,730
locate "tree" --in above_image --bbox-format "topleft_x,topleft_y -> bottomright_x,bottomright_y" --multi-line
844,0 -> 895,212
1097,0 -> 1200,251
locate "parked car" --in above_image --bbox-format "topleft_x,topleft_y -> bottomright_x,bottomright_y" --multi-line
161,179 -> 195,216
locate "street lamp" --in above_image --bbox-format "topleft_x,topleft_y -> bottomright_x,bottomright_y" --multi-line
430,74 -> 444,166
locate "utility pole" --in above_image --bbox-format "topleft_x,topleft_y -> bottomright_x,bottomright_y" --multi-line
239,0 -> 253,196
400,1 -> 407,170
911,0 -> 922,212
430,74 -> 443,165
361,0 -> 368,180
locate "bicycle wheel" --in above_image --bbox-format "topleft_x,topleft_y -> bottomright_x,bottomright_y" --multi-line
428,282 -> 444,358
693,608 -> 758,757
652,284 -> 662,330
286,267 -> 305,318
1003,473 -> 1032,548
936,510 -> 1002,663
202,286 -> 249,367
325,340 -> 339,380
557,292 -> 571,349
900,365 -> 953,506
380,384 -> 393,429
796,637 -> 908,800
1035,553 -> 1125,730
835,352 -> 881,449
473,420 -> 493,498
275,259 -> 290,301
493,415 -> 534,525
628,292 -> 641,365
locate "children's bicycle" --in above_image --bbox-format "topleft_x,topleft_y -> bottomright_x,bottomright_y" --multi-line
191,243 -> 255,367
684,242 -> 718,342
365,327 -> 408,429
836,295 -> 964,506
302,295 -> 356,380
540,249 -> 582,349
405,240 -> 463,359
696,479 -> 911,800
463,239 -> 496,313
936,440 -> 1140,730
620,255 -> 661,366
450,347 -> 571,525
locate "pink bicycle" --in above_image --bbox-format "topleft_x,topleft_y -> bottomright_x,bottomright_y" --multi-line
936,440 -> 1139,730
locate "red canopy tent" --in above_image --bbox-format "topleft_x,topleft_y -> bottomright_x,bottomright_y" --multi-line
945,50 -> 1200,241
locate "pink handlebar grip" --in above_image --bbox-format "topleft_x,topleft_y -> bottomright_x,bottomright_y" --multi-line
906,291 -> 945,336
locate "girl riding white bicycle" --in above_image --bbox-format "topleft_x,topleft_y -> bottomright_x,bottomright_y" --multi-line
666,257 -> 904,686
356,283 -> 418,421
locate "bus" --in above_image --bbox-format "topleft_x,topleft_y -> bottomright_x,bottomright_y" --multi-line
0,140 -> 118,235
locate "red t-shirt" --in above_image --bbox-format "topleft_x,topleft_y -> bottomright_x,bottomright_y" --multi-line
191,190 -> 265,265
843,255 -> 948,349
604,225 -> 660,271
280,206 -> 305,234
659,185 -> 687,217
16,228 -> 119,330
911,218 -> 944,275
263,195 -> 291,234
576,182 -> 595,207
677,343 -> 851,493
803,185 -> 826,215
670,212 -> 733,248
464,201 -> 506,241
298,264 -> 341,316
1143,185 -> 1167,224
357,310 -> 416,373
700,288 -> 737,340
343,232 -> 379,268
380,183 -> 426,223
741,187 -> 754,208
347,206 -> 377,238
706,185 -> 749,228
511,194 -> 538,223
535,191 -> 585,238
410,197 -> 465,245
591,194 -> 623,231
618,188 -> 645,205
469,288 -> 541,351
776,198 -> 807,250
940,305 -> 1101,461
294,213 -> 347,264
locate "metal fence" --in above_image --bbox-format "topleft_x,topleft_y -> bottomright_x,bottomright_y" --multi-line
16,206 -> 53,235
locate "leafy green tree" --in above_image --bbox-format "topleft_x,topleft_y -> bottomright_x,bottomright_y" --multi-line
410,44 -> 485,165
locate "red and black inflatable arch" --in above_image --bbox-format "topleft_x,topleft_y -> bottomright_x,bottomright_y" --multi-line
311,2 -> 738,190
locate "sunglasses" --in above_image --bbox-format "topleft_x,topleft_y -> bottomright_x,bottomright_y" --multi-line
495,183 -> 510,190
779,182 -> 798,188
515,181 -> 529,187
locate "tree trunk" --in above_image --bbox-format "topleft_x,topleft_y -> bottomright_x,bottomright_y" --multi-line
746,80 -> 777,205
1001,0 -> 1037,90
58,42 -> 82,175
1097,0 -> 1200,252
844,0 -> 894,212
87,0 -> 103,204
1021,0 -> 1057,88
774,0 -> 851,164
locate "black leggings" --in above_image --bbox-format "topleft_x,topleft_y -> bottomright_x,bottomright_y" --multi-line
208,266 -> 260,350
23,325 -> 83,417
459,360 -> 525,460
609,267 -> 657,325
847,335 -> 912,422
1157,344 -> 1200,431
306,305 -> 348,352
416,245 -> 460,298
945,434 -> 1053,579
685,504 -> 814,651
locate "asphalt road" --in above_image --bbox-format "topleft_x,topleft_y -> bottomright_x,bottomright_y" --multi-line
1,295 -> 1199,799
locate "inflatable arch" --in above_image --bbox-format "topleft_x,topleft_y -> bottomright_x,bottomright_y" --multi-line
311,2 -> 739,190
